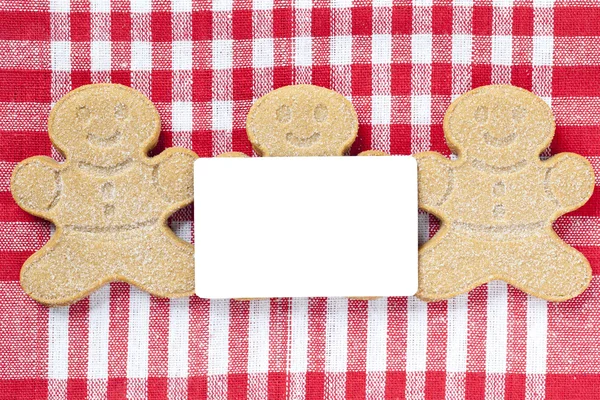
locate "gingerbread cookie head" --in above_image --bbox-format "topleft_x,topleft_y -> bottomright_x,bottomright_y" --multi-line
48,84 -> 160,168
444,85 -> 554,170
246,85 -> 358,156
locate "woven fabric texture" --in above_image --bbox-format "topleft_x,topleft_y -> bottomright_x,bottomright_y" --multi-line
1,1 -> 599,399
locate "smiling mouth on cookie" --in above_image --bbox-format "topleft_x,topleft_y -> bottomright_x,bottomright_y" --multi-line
483,131 -> 517,147
87,130 -> 122,147
286,131 -> 321,148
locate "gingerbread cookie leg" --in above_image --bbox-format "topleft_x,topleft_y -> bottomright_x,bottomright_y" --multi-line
502,231 -> 592,301
118,225 -> 195,298
417,228 -> 495,301
21,231 -> 113,306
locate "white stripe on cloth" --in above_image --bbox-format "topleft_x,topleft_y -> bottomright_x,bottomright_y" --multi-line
331,5 -> 352,98
289,297 -> 309,399
168,297 -> 190,399
366,297 -> 388,400
293,0 -> 312,84
371,0 -> 392,153
211,0 -> 233,156
126,288 -> 150,400
48,306 -> 69,399
88,285 -> 111,378
248,299 -> 271,400
491,1 -> 513,84
485,281 -> 509,399
525,296 -> 548,400
172,0 -> 193,150
127,3 -> 152,395
48,1 -> 71,398
445,294 -> 468,400
207,299 -> 229,399
87,286 -> 110,399
90,0 -> 111,80
526,2 -> 553,396
325,297 -> 348,399
406,296 -> 427,400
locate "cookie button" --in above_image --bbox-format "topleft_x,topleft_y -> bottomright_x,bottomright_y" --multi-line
100,181 -> 116,217
492,203 -> 505,218
493,181 -> 506,196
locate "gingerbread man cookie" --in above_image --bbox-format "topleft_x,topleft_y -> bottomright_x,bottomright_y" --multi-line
416,85 -> 595,302
220,84 -> 380,157
11,84 -> 197,306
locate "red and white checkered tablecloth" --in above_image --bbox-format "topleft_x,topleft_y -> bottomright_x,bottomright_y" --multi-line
1,1 -> 599,399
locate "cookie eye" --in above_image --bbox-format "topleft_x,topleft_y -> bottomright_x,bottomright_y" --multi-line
474,105 -> 488,124
314,104 -> 328,122
512,106 -> 527,122
276,105 -> 292,124
114,103 -> 127,120
76,105 -> 90,121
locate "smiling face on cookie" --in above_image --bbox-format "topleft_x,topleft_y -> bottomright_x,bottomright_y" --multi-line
246,85 -> 359,156
444,85 -> 554,170
49,84 -> 160,168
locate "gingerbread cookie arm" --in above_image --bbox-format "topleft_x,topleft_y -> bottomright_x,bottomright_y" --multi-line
11,156 -> 62,220
414,152 -> 454,214
544,152 -> 595,215
151,148 -> 198,205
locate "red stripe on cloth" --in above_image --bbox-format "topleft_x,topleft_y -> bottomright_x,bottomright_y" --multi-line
506,287 -> 528,375
192,11 -> 211,41
547,277 -> 600,374
465,372 -> 486,399
472,6 -> 493,36
425,301 -> 447,399
188,296 -> 209,400
552,126 -> 600,156
0,193 -> 43,222
71,12 -> 90,42
107,283 -> 129,400
67,298 -> 89,399
553,67 -> 600,97
306,298 -> 327,400
558,188 -> 600,217
545,374 -> 600,399
425,371 -> 446,400
268,298 -> 290,399
554,7 -> 600,37
147,298 -> 170,400
391,6 -> 412,35
0,378 -> 48,399
0,71 -> 51,102
0,12 -> 50,40
151,12 -> 172,42
346,372 -> 367,400
426,301 -> 448,370
466,286 -> 487,399
577,246 -> 600,275
227,300 -> 249,400
390,125 -> 412,155
346,299 -> 368,400
187,376 -> 207,400
0,282 -> 48,380
505,373 -> 526,400
111,12 -> 131,42
0,251 -> 31,281
385,371 -> 406,399
432,5 -> 452,35
386,297 -> 408,397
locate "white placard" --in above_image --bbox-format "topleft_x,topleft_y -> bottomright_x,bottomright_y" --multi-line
194,156 -> 418,298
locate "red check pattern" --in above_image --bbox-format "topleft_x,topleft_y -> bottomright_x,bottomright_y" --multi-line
0,1 -> 599,399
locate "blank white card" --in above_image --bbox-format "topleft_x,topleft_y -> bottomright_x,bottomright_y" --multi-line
194,156 -> 418,298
